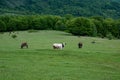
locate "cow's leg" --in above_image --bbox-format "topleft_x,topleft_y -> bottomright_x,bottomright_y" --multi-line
21,45 -> 23,49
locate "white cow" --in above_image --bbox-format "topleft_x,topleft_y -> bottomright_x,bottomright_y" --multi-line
53,43 -> 65,49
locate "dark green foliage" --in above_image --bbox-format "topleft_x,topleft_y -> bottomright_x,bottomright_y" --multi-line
55,20 -> 65,31
92,25 -> 97,37
116,20 -> 120,39
66,17 -> 95,36
0,0 -> 120,18
0,20 -> 6,31
0,15 -> 120,39
11,34 -> 17,38
55,18 -> 67,31
90,16 -> 105,37
106,32 -> 114,40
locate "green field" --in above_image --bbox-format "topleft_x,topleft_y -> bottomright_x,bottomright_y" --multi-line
0,30 -> 120,80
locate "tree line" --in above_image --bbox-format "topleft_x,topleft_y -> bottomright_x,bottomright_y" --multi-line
0,15 -> 120,39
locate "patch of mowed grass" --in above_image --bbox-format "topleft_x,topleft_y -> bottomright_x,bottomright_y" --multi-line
0,30 -> 120,80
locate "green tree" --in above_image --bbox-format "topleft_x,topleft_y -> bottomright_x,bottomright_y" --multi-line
7,19 -> 17,31
66,17 -> 95,36
32,18 -> 43,30
103,18 -> 119,38
0,20 -> 6,32
91,16 -> 106,37
16,16 -> 29,30
55,20 -> 66,31
115,19 -> 120,39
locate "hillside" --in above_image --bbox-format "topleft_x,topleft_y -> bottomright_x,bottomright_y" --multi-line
0,30 -> 120,80
0,0 -> 120,18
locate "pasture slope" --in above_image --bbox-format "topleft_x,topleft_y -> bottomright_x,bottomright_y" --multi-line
0,30 -> 120,80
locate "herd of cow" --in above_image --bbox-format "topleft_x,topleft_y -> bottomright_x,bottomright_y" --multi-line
8,31 -> 83,49
21,42 -> 83,49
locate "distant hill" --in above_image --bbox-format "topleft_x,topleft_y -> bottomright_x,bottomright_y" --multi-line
0,0 -> 120,18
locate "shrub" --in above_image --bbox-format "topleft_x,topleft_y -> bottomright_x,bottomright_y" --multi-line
11,34 -> 17,39
106,33 -> 114,40
0,20 -> 6,32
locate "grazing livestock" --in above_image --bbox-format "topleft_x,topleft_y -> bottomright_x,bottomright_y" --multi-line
78,42 -> 83,48
53,43 -> 65,49
21,42 -> 28,49
91,40 -> 96,44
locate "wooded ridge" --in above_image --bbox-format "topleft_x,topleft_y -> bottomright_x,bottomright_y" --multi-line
0,0 -> 120,18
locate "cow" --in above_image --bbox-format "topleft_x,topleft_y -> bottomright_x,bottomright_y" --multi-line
53,43 -> 66,49
21,42 -> 28,49
78,42 -> 83,48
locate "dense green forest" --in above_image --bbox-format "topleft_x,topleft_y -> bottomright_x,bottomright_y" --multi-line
0,15 -> 120,39
0,0 -> 120,18
0,0 -> 120,39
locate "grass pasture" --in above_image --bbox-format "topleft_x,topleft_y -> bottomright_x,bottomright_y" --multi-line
0,30 -> 120,80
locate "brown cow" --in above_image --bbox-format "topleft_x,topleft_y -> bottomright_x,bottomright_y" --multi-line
78,42 -> 83,48
21,42 -> 28,49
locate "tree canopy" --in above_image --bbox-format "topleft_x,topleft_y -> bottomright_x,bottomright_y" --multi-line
0,15 -> 120,39
0,0 -> 120,18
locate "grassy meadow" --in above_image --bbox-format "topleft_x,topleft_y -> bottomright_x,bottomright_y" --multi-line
0,30 -> 120,80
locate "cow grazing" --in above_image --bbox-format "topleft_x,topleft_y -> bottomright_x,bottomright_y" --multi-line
21,42 -> 28,49
53,43 -> 66,49
78,42 -> 83,48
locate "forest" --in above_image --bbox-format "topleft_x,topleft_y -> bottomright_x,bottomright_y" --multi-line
0,15 -> 120,39
0,0 -> 120,18
0,0 -> 120,39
